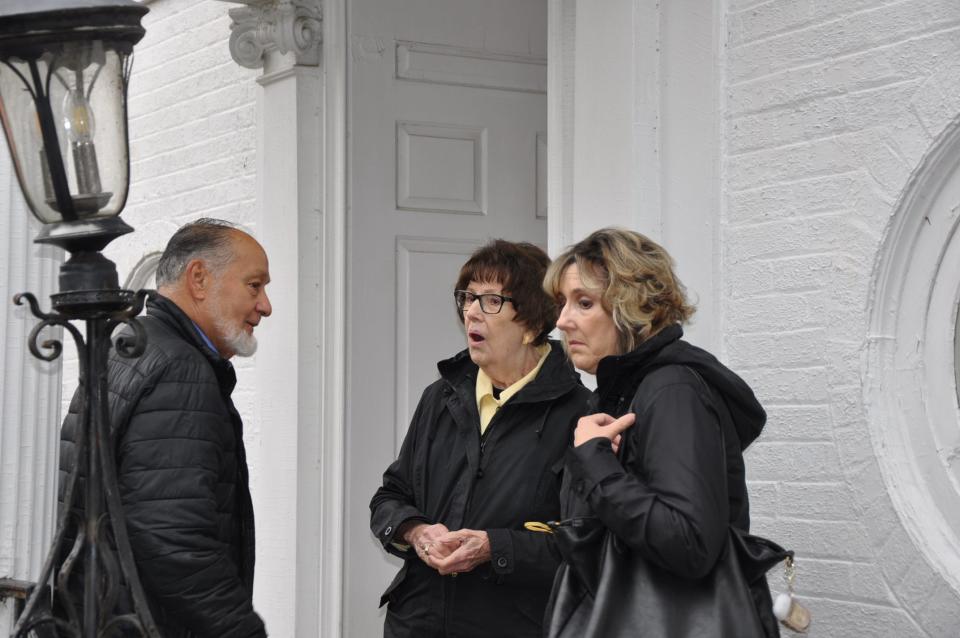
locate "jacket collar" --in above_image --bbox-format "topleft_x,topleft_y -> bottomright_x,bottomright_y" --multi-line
437,339 -> 581,404
594,323 -> 767,450
146,293 -> 237,395
595,324 -> 683,397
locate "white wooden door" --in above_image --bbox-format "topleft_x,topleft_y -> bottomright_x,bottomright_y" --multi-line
345,0 -> 548,634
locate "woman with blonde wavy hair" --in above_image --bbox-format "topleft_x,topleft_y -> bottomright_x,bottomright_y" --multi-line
542,227 -> 780,637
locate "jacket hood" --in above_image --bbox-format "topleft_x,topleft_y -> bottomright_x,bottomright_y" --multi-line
437,339 -> 582,404
596,324 -> 766,450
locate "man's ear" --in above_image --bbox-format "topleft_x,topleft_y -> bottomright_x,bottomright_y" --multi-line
183,259 -> 209,301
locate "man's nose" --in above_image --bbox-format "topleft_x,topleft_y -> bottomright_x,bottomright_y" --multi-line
258,291 -> 272,317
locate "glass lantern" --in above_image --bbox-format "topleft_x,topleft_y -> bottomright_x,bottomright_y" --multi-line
0,0 -> 147,253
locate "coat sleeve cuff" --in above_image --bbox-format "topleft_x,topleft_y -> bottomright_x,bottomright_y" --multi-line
377,511 -> 428,554
487,528 -> 515,575
565,438 -> 623,498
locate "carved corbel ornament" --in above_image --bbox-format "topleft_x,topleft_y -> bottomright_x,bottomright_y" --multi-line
222,0 -> 322,69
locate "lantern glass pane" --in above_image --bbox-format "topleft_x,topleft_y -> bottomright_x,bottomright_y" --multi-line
0,40 -> 131,224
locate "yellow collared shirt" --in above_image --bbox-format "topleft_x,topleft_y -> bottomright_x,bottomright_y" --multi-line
476,343 -> 551,434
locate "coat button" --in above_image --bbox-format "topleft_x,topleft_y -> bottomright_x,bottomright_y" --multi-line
384,526 -> 393,537
496,557 -> 508,568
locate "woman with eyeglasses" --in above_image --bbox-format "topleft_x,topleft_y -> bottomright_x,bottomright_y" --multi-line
370,239 -> 591,638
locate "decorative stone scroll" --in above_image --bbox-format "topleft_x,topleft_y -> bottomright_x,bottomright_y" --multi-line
222,0 -> 322,69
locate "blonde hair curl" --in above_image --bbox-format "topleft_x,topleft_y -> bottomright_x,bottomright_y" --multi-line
544,227 -> 695,354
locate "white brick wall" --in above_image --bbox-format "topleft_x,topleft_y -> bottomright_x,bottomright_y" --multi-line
61,0 -> 258,419
724,1 -> 960,635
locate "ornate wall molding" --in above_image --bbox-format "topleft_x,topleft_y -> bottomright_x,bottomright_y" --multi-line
222,0 -> 322,69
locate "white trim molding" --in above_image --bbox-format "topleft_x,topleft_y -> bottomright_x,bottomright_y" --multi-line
318,1 -> 348,635
216,1 -> 344,636
396,40 -> 547,94
866,112 -> 960,599
223,0 -> 323,69
0,159 -> 62,634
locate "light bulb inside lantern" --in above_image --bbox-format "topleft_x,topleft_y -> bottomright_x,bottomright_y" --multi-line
61,78 -> 103,199
62,89 -> 96,143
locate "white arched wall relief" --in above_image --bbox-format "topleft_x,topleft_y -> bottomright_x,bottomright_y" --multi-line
866,111 -> 960,597
122,252 -> 161,292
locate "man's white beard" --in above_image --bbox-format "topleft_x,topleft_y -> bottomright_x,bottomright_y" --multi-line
214,314 -> 258,357
213,289 -> 257,357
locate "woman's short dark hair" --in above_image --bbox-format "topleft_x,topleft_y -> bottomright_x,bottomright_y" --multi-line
454,240 -> 557,346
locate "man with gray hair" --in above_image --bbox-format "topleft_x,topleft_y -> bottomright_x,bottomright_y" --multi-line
59,218 -> 272,637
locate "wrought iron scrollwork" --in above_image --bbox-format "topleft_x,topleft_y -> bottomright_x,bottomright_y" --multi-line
110,289 -> 152,359
14,292 -> 86,363
11,288 -> 161,638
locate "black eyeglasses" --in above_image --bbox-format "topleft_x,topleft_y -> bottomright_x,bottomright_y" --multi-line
454,290 -> 515,314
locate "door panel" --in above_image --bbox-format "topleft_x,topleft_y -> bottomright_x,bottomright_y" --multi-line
345,1 -> 547,635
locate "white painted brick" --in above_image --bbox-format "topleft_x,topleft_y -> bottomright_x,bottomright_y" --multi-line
727,254 -> 832,298
747,480 -> 780,518
727,27 -> 960,116
787,558 -> 894,606
728,0 -> 881,47
915,584 -> 960,637
726,172 -> 867,225
724,291 -> 827,333
728,80 -> 922,155
876,525 -> 924,588
726,212 -> 875,263
728,0 -> 960,84
131,83 -> 256,139
724,0 -> 960,632
752,517 -> 874,560
737,367 -> 829,404
763,405 -> 834,441
793,599 -> 921,638
776,482 -> 857,520
746,442 -> 841,482
727,0 -> 775,13
725,131 -> 867,192
726,328 -> 828,369
896,555 -> 949,614
911,52 -> 960,134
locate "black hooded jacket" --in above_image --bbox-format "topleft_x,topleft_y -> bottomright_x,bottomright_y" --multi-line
560,324 -> 767,579
58,294 -> 266,638
370,341 -> 592,638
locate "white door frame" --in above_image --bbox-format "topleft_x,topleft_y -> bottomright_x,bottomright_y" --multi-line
317,1 -> 567,633
226,0 -> 719,634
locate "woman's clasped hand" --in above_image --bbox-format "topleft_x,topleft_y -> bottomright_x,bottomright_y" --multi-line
405,523 -> 491,576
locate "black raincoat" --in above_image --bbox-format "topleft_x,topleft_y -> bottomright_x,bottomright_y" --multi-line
370,341 -> 592,638
546,324 -> 771,636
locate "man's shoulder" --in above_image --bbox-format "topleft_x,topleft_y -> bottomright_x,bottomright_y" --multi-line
110,315 -> 210,382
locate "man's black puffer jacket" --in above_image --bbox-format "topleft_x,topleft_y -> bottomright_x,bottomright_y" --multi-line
58,294 -> 266,638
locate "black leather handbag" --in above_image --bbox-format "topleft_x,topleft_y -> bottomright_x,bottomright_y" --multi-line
546,517 -> 789,638
545,366 -> 791,638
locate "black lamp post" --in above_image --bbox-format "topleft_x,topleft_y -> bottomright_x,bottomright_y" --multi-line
0,1 -> 160,636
